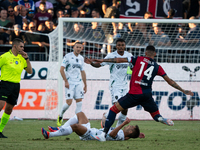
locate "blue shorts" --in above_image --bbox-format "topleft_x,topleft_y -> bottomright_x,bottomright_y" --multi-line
118,92 -> 158,113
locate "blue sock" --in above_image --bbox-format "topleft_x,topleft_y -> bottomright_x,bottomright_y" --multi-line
153,114 -> 162,122
103,110 -> 117,134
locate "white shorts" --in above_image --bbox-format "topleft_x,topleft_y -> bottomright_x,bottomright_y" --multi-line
110,88 -> 128,105
65,83 -> 84,100
79,123 -> 102,141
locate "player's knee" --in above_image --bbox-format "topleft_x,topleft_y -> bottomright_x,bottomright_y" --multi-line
66,100 -> 72,105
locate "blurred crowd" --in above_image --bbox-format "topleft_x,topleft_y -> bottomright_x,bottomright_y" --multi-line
0,0 -> 200,56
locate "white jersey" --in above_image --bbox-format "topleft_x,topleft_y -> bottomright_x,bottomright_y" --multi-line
80,123 -> 124,141
61,52 -> 84,84
101,51 -> 132,89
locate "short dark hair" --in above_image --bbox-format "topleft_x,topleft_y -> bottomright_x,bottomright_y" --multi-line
12,38 -> 24,47
146,45 -> 155,52
116,38 -> 125,44
92,8 -> 99,13
168,9 -> 175,17
40,2 -> 46,5
74,42 -> 83,46
127,125 -> 140,139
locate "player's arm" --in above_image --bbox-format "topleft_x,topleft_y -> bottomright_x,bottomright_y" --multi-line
84,57 -> 101,68
93,58 -> 128,63
109,118 -> 130,138
81,70 -> 87,93
60,66 -> 69,88
163,75 -> 194,96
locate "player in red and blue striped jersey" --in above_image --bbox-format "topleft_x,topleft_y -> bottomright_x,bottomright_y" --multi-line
92,45 -> 194,142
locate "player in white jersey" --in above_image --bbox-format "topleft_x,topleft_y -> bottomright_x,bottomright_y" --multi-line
57,42 -> 87,127
85,38 -> 132,127
41,111 -> 144,141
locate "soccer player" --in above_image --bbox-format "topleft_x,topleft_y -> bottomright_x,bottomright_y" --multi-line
85,38 -> 132,127
0,38 -> 32,138
41,111 -> 145,141
92,45 -> 194,141
57,42 -> 87,126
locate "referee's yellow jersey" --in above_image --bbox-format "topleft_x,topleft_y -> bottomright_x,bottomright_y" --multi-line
0,50 -> 27,83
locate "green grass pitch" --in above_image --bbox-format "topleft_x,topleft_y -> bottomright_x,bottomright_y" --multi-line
0,119 -> 200,150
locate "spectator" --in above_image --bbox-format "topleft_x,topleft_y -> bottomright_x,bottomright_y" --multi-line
79,0 -> 97,17
91,8 -> 102,26
22,22 -> 29,30
37,23 -> 45,32
149,24 -> 171,47
33,2 -> 52,28
27,9 -> 35,20
1,0 -> 17,10
0,22 -> 13,44
14,5 -> 20,16
19,6 -> 32,24
177,16 -> 200,47
0,9 -> 11,28
25,21 -> 42,46
54,0 -> 71,17
7,5 -> 15,24
18,0 -> 35,12
96,0 -> 112,18
53,9 -> 64,26
44,20 -> 53,33
144,11 -> 153,19
71,7 -> 79,18
183,0 -> 200,19
162,9 -> 179,45
35,0 -> 53,10
47,8 -> 54,19
9,24 -> 28,44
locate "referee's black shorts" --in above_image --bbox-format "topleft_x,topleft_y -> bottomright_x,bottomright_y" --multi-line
0,81 -> 20,105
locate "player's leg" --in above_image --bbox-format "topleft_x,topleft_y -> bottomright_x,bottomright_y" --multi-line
42,124 -> 88,139
57,85 -> 75,126
74,83 -> 84,114
142,93 -> 174,126
116,88 -> 129,127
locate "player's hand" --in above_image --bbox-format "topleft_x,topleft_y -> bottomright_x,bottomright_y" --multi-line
123,117 -> 130,125
183,90 -> 194,96
139,133 -> 145,138
65,80 -> 69,89
84,57 -> 92,64
84,85 -> 87,94
93,59 -> 104,63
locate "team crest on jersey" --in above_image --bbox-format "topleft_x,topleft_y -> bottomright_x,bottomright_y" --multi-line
15,61 -> 18,65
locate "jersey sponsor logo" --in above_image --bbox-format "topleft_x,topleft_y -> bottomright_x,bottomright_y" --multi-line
76,59 -> 78,62
72,64 -> 81,69
15,61 -> 18,64
115,96 -> 118,100
135,80 -> 148,86
116,64 -> 128,69
68,94 -> 70,97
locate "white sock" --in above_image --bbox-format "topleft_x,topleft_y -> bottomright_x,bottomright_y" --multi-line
104,112 -> 108,118
62,114 -> 78,128
59,103 -> 70,117
49,126 -> 73,137
75,101 -> 82,114
116,112 -> 126,127
118,112 -> 126,121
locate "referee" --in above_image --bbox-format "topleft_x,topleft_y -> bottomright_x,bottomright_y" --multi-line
0,38 -> 32,138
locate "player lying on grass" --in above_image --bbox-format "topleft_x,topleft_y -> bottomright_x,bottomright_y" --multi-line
41,111 -> 145,141
91,45 -> 194,142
